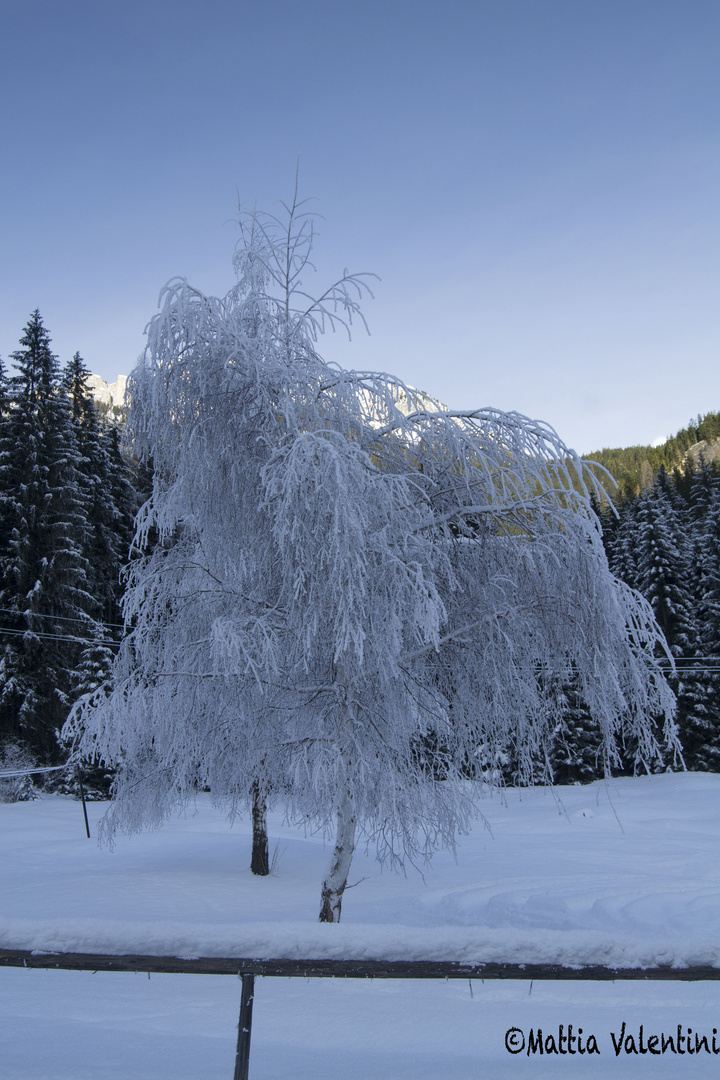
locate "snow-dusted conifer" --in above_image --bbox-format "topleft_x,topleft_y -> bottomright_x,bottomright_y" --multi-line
606,496 -> 640,593
62,352 -> 137,666
0,314 -> 96,760
66,192 -> 678,920
0,356 -> 9,552
549,680 -> 604,784
682,464 -> 720,769
630,470 -> 707,770
633,471 -> 695,654
0,357 -> 8,414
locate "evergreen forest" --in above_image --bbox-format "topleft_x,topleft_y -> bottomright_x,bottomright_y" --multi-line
0,311 -> 718,792
595,460 -> 720,775
0,313 -> 141,792
585,411 -> 720,501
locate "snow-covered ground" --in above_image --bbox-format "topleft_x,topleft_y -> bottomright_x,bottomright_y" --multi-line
2,773 -> 719,1078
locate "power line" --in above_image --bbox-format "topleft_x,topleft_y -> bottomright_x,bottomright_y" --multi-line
0,764 -> 71,779
0,626 -> 120,647
0,608 -> 125,631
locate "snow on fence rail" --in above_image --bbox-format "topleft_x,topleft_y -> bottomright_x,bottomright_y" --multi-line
2,949 -> 720,1080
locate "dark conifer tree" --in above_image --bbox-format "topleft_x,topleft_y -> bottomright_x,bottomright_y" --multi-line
599,464 -> 720,774
682,468 -> 720,769
631,470 -> 703,770
0,358 -> 11,608
0,357 -> 8,413
606,494 -> 640,592
0,356 -> 9,539
0,313 -> 95,761
60,351 -> 139,701
62,352 -> 117,697
633,470 -> 694,654
100,423 -> 139,613
62,354 -> 133,624
688,455 -> 717,526
549,680 -> 604,783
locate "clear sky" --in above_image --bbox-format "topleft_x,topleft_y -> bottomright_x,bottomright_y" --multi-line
1,0 -> 718,454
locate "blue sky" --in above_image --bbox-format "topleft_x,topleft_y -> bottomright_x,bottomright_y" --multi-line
1,0 -> 718,454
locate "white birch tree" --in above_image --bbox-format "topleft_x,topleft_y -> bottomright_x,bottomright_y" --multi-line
65,189 -> 678,921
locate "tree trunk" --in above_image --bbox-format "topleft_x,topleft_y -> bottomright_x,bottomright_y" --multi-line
250,781 -> 269,876
319,786 -> 356,922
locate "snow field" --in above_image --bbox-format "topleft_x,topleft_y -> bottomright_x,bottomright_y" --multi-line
1,772 -> 719,1078
3,969 -> 718,1079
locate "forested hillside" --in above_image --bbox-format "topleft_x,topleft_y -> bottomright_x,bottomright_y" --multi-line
586,411 -> 720,500
596,460 -> 720,773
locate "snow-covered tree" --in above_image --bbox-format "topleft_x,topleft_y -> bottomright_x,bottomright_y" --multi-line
548,680 -> 604,784
606,495 -> 640,593
0,313 -> 96,761
65,193 -> 678,921
0,357 -> 8,415
0,357 -> 9,561
61,352 -> 138,690
681,463 -> 720,769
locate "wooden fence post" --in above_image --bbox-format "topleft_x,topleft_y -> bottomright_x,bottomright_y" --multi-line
75,767 -> 91,839
234,973 -> 255,1080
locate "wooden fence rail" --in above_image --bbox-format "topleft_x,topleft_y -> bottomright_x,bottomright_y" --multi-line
2,949 -> 719,1080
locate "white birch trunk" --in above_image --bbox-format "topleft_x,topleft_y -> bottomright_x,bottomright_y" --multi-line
319,676 -> 357,923
319,783 -> 357,922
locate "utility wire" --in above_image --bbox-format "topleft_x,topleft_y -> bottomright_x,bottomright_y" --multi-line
2,627 -> 720,676
0,626 -> 120,647
0,608 -> 125,630
0,764 -> 71,779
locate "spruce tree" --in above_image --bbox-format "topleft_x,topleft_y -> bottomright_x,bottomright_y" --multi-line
0,313 -> 95,761
62,354 -> 135,626
688,455 -> 717,527
60,352 -> 140,704
549,679 -> 604,784
606,494 -> 640,592
682,468 -> 720,769
631,470 -> 701,770
601,464 -> 720,774
0,357 -> 10,554
0,357 -> 8,413
633,470 -> 695,653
